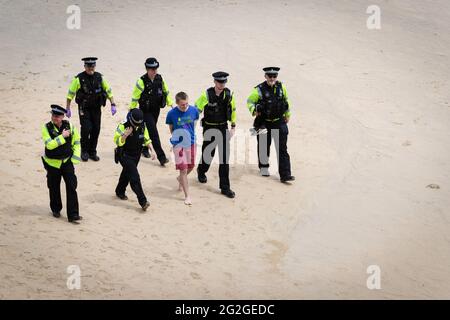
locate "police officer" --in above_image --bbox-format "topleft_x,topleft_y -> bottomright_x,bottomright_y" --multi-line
130,57 -> 173,166
196,71 -> 236,198
114,108 -> 155,211
66,57 -> 117,162
42,105 -> 82,224
247,67 -> 295,182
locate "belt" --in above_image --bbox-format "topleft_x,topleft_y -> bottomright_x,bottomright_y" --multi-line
265,118 -> 281,122
204,121 -> 227,126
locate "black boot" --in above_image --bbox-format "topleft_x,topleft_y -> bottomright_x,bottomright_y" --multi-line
89,152 -> 100,161
116,193 -> 128,200
141,201 -> 150,211
81,152 -> 89,162
68,216 -> 83,224
159,158 -> 169,166
197,168 -> 207,183
142,148 -> 151,158
280,175 -> 295,183
221,189 -> 236,198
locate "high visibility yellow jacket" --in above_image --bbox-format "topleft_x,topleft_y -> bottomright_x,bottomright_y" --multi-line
246,82 -> 291,120
114,122 -> 151,147
42,122 -> 81,169
195,89 -> 237,125
66,74 -> 114,101
129,76 -> 173,109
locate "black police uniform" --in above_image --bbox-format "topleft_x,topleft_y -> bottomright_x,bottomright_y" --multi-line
42,105 -> 81,223
138,58 -> 168,164
115,110 -> 149,208
75,57 -> 107,159
197,72 -> 235,197
256,68 -> 293,181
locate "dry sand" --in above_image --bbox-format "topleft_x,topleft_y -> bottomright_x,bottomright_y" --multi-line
0,0 -> 449,299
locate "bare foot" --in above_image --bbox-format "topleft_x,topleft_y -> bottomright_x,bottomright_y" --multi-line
184,197 -> 192,205
176,176 -> 182,191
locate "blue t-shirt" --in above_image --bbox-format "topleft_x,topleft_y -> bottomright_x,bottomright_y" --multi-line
165,105 -> 199,147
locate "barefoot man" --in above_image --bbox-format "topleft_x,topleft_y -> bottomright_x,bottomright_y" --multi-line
166,92 -> 199,205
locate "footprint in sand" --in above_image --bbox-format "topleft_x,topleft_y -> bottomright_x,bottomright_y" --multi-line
265,239 -> 288,272
190,272 -> 202,280
426,184 -> 440,189
224,272 -> 233,280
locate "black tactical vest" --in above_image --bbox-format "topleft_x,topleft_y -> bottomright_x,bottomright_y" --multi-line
75,71 -> 106,107
138,74 -> 167,113
203,87 -> 232,124
45,121 -> 73,160
122,122 -> 146,156
257,81 -> 288,119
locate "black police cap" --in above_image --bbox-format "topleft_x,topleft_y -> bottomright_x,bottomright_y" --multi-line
263,67 -> 280,74
50,104 -> 67,115
145,57 -> 159,69
82,57 -> 98,65
129,108 -> 144,126
212,71 -> 229,82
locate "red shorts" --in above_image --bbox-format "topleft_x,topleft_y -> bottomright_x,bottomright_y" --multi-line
173,144 -> 196,170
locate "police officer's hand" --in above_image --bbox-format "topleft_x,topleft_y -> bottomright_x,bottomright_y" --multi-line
123,127 -> 133,137
62,129 -> 71,138
111,103 -> 117,116
284,116 -> 290,123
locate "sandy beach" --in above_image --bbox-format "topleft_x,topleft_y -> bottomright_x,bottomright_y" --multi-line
0,0 -> 449,299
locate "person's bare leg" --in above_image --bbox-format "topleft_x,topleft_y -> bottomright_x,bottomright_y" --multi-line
176,175 -> 183,191
176,171 -> 184,193
179,169 -> 191,205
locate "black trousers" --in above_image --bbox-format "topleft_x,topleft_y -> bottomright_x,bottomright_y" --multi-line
256,120 -> 291,179
198,125 -> 231,191
79,105 -> 102,155
115,153 -> 147,206
43,159 -> 79,220
143,110 -> 167,162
